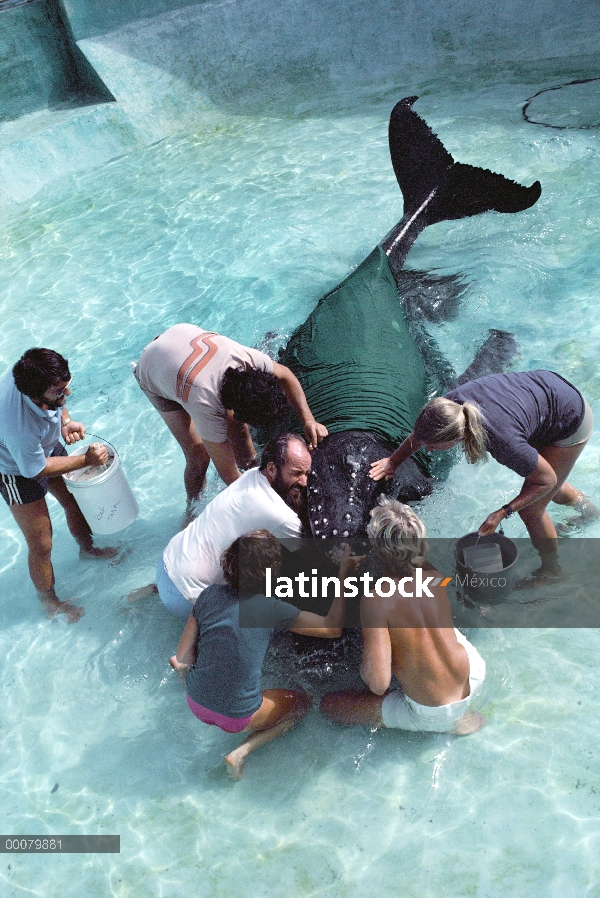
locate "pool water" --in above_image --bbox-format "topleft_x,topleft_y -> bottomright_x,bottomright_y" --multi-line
1,54 -> 600,898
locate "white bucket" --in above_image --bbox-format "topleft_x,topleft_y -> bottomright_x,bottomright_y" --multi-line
63,439 -> 139,535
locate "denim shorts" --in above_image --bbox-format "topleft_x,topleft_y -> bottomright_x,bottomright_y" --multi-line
156,555 -> 194,620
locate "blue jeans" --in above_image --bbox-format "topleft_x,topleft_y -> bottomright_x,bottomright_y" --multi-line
156,555 -> 193,620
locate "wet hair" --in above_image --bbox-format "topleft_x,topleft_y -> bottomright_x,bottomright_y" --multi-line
220,529 -> 282,594
12,348 -> 70,400
367,496 -> 429,576
413,396 -> 488,464
259,433 -> 307,472
220,367 -> 289,427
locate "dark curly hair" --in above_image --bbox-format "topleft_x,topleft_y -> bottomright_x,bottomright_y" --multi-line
220,367 -> 289,426
13,348 -> 70,400
220,530 -> 282,595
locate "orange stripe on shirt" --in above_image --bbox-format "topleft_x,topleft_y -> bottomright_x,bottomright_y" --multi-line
176,333 -> 219,403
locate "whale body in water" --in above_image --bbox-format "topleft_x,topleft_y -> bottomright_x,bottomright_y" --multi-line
276,97 -> 542,538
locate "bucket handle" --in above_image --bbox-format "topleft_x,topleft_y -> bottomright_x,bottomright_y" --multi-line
461,519 -> 505,575
67,432 -> 117,457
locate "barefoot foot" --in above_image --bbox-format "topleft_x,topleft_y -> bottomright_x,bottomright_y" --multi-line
40,596 -> 84,624
128,584 -> 158,603
515,569 -> 565,590
557,497 -> 600,534
454,711 -> 485,735
80,545 -> 119,560
572,496 -> 599,521
225,748 -> 248,781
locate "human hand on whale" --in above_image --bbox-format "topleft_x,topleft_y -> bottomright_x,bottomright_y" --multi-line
303,419 -> 329,451
270,361 -> 328,450
369,433 -> 427,482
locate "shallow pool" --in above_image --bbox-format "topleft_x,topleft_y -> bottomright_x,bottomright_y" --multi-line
1,53 -> 600,898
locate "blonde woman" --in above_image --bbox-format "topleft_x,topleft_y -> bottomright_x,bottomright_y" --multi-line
320,498 -> 485,734
370,370 -> 594,581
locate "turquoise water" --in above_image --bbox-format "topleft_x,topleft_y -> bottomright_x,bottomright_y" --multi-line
1,70 -> 600,896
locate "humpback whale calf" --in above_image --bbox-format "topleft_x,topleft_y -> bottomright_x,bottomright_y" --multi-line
275,97 -> 542,538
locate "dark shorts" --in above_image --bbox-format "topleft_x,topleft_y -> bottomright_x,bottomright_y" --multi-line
0,443 -> 67,507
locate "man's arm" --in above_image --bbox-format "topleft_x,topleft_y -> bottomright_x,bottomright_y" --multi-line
360,627 -> 392,695
60,408 -> 86,445
37,443 -> 109,478
290,545 -> 363,638
271,361 -> 328,449
226,413 -> 258,469
290,601 -> 345,639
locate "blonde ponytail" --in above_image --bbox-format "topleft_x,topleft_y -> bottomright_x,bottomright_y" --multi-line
413,397 -> 488,464
461,401 -> 488,464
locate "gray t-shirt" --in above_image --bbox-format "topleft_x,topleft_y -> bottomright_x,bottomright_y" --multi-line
445,371 -> 585,478
186,584 -> 300,718
135,324 -> 273,442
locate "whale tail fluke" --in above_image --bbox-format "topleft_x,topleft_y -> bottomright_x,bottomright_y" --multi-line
434,163 -> 542,222
388,96 -> 454,215
389,97 -> 542,224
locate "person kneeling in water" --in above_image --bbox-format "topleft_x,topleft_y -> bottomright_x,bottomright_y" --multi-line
170,530 -> 362,778
320,498 -> 485,735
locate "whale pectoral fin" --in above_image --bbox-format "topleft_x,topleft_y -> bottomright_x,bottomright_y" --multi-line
389,457 -> 433,504
393,268 -> 468,323
453,329 -> 520,386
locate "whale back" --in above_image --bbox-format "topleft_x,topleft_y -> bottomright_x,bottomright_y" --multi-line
279,245 -> 429,452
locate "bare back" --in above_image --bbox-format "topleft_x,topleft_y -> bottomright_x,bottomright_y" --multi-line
361,564 -> 470,706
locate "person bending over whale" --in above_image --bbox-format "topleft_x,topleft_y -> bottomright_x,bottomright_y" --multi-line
169,532 -> 362,779
129,434 -> 313,617
370,370 -> 596,583
320,498 -> 485,735
134,323 -> 327,507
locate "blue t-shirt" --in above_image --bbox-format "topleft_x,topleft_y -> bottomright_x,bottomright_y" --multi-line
0,371 -> 62,478
185,583 -> 300,717
445,371 -> 585,478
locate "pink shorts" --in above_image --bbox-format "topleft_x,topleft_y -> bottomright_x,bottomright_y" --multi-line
186,695 -> 254,733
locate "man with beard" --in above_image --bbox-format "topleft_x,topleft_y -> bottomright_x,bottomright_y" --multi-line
143,434 -> 312,619
0,348 -> 115,622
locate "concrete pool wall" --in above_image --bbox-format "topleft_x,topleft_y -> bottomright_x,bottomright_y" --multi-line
0,0 -> 599,205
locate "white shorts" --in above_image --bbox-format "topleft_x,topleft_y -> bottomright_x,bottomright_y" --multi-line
380,630 -> 486,732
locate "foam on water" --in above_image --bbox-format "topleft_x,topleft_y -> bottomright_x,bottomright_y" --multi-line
1,67 -> 600,897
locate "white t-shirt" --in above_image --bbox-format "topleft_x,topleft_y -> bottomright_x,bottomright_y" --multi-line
135,324 -> 274,442
163,468 -> 303,602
